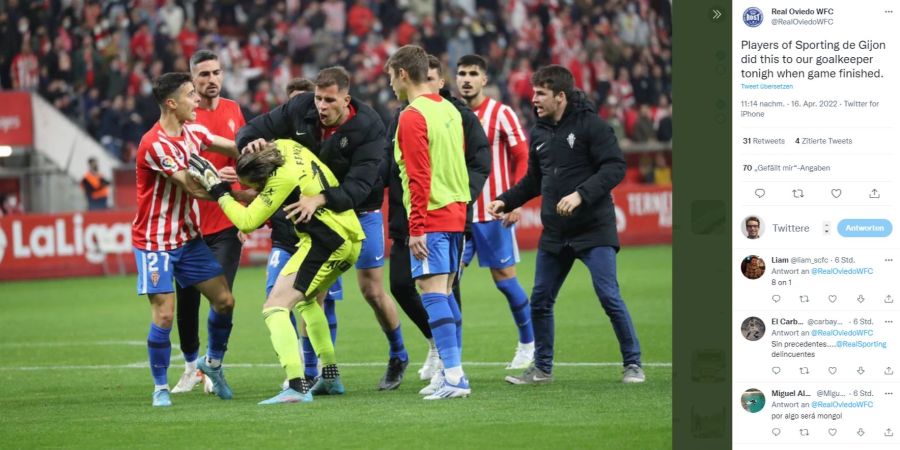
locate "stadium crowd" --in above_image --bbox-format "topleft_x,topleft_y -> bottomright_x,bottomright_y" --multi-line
1,0 -> 672,165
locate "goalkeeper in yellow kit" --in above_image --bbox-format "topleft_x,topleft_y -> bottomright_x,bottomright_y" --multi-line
189,139 -> 364,404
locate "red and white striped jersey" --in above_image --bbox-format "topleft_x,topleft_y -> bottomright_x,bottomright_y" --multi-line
132,122 -> 213,251
471,97 -> 529,222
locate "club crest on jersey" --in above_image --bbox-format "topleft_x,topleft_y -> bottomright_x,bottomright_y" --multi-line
340,136 -> 348,149
228,119 -> 236,133
161,156 -> 177,171
567,133 -> 576,149
150,271 -> 160,287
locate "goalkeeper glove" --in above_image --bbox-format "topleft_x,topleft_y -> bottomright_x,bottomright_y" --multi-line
188,153 -> 232,199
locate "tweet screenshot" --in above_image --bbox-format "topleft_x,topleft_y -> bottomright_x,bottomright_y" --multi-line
732,1 -> 898,448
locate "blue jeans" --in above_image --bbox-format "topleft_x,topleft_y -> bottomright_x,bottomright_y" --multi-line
530,246 -> 642,373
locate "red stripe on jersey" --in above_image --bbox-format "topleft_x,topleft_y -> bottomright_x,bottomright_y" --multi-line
471,97 -> 528,222
192,98 -> 245,235
132,122 -> 211,251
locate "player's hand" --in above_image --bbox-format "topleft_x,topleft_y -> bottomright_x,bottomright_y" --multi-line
487,200 -> 506,219
219,166 -> 238,183
240,138 -> 267,155
284,194 -> 326,224
556,191 -> 583,217
188,153 -> 222,190
409,234 -> 429,260
502,207 -> 522,227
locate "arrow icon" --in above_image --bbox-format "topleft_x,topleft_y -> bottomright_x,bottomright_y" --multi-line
858,366 -> 866,375
712,9 -> 722,19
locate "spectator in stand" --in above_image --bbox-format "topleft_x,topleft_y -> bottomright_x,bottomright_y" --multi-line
81,157 -> 110,210
347,0 -> 375,38
11,40 -> 39,91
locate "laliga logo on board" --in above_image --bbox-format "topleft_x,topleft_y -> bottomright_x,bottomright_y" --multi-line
0,214 -> 131,265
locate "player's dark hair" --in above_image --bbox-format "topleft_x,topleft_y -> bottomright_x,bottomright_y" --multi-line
236,142 -> 285,187
456,54 -> 487,74
384,45 -> 428,83
189,49 -> 218,71
315,67 -> 351,92
287,78 -> 315,97
152,72 -> 192,106
745,216 -> 760,225
427,54 -> 442,76
531,65 -> 574,99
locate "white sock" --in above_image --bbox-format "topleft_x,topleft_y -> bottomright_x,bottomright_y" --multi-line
185,359 -> 198,372
519,341 -> 534,351
444,366 -> 464,384
428,339 -> 436,351
155,384 -> 169,392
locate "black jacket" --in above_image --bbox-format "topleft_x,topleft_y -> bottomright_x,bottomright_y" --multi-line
497,91 -> 626,253
386,89 -> 491,240
235,92 -> 387,214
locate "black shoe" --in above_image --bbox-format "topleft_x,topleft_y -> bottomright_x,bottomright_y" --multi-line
378,357 -> 409,390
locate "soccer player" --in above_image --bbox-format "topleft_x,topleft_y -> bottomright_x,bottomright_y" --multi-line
132,72 -> 241,407
237,67 -> 410,390
171,49 -> 248,395
455,54 -> 534,369
189,139 -> 364,404
267,77 -> 343,387
386,45 -> 471,400
488,65 -> 645,385
386,55 -> 491,392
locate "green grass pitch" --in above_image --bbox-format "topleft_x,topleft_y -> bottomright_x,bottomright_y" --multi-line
0,245 -> 671,449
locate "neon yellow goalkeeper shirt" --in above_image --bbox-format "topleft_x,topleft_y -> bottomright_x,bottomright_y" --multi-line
218,139 -> 365,250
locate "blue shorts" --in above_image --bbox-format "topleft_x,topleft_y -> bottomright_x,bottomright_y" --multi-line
356,210 -> 386,269
134,239 -> 223,295
462,221 -> 520,269
266,246 -> 342,300
410,232 -> 464,279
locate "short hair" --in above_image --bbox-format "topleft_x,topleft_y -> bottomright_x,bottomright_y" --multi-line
287,78 -> 315,96
152,72 -> 192,106
384,45 -> 428,84
315,67 -> 350,92
189,49 -> 218,71
236,142 -> 285,187
456,54 -> 487,73
427,55 -> 442,76
531,65 -> 574,98
745,216 -> 760,225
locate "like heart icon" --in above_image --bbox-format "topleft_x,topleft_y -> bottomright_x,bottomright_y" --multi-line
828,367 -> 837,374
828,294 -> 837,303
828,428 -> 837,436
772,366 -> 781,374
772,428 -> 781,436
831,189 -> 842,198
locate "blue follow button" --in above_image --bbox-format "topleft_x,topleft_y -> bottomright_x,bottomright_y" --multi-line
838,219 -> 892,237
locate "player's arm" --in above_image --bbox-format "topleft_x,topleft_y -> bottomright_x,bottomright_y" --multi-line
397,108 -> 431,237
501,107 -> 530,184
169,169 -> 214,200
574,117 -> 626,205
206,135 -> 239,159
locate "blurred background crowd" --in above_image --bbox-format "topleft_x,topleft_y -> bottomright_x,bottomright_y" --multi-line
0,0 -> 671,184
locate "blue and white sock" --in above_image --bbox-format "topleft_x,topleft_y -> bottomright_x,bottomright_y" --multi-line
447,292 -> 462,351
422,292 -> 460,371
496,277 -> 534,344
147,323 -> 171,387
301,336 -> 318,378
207,309 -> 233,367
385,324 -> 409,361
324,299 -> 337,344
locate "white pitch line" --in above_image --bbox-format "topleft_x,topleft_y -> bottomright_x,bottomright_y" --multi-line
0,340 -> 149,348
0,361 -> 672,371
